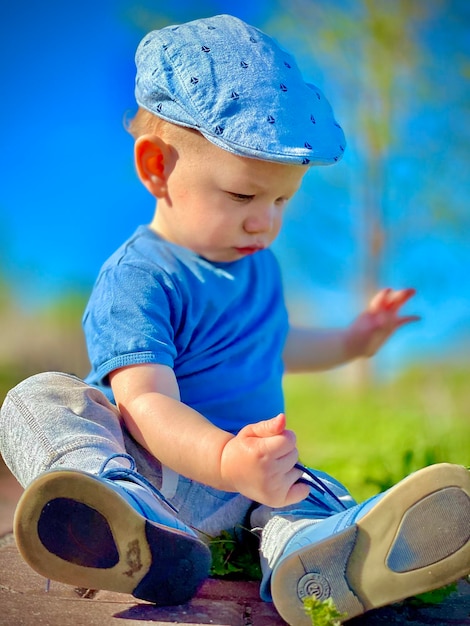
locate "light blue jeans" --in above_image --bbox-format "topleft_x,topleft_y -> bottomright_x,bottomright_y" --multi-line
0,372 -> 356,597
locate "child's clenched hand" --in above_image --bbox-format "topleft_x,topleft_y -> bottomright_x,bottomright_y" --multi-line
220,413 -> 310,507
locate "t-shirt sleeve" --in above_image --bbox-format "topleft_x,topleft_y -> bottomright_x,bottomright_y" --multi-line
82,262 -> 179,385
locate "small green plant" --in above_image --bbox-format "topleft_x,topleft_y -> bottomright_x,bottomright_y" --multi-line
208,528 -> 262,580
303,596 -> 347,626
405,582 -> 458,607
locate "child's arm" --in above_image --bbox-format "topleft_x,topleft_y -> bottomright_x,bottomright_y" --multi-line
283,288 -> 419,372
109,364 -> 310,508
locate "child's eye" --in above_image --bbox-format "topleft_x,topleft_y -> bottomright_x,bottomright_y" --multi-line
228,192 -> 255,202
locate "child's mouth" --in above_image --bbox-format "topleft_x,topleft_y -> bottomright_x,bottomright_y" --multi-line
235,246 -> 264,255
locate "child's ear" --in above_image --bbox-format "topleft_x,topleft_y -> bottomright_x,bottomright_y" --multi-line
134,135 -> 172,198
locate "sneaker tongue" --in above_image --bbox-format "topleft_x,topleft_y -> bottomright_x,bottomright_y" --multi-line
261,516 -> 317,568
113,478 -> 156,515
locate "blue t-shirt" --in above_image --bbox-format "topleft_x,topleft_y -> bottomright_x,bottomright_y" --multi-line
83,226 -> 289,434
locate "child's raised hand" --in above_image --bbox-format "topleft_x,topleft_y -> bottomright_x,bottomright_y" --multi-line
346,287 -> 420,359
220,413 -> 310,507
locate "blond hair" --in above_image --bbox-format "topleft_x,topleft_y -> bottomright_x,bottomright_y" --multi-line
126,107 -> 211,159
126,107 -> 169,139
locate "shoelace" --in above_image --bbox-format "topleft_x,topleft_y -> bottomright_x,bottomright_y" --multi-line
295,462 -> 348,513
99,453 -> 179,514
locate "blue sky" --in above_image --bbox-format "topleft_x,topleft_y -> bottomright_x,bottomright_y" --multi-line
1,0 -> 469,373
0,1 -> 269,300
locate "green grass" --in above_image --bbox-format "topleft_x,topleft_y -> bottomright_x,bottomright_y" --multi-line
284,363 -> 470,501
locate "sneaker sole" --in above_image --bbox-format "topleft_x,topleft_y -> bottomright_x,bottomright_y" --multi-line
271,463 -> 470,625
14,469 -> 211,605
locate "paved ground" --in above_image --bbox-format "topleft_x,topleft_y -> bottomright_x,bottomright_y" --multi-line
1,458 -> 469,625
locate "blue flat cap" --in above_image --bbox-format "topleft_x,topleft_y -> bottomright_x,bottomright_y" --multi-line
135,14 -> 345,165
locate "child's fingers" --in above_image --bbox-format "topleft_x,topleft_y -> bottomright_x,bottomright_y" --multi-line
259,431 -> 298,462
368,288 -> 391,312
272,445 -> 300,473
237,414 -> 298,465
396,314 -> 421,327
370,287 -> 416,313
386,287 -> 416,310
285,474 -> 311,505
263,461 -> 308,507
241,413 -> 286,439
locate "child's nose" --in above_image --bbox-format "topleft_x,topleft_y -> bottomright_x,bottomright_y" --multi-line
243,204 -> 276,234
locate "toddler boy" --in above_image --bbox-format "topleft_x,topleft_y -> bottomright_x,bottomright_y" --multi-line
1,14 -> 469,625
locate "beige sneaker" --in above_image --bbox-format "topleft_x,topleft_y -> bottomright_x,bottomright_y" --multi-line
268,463 -> 470,624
